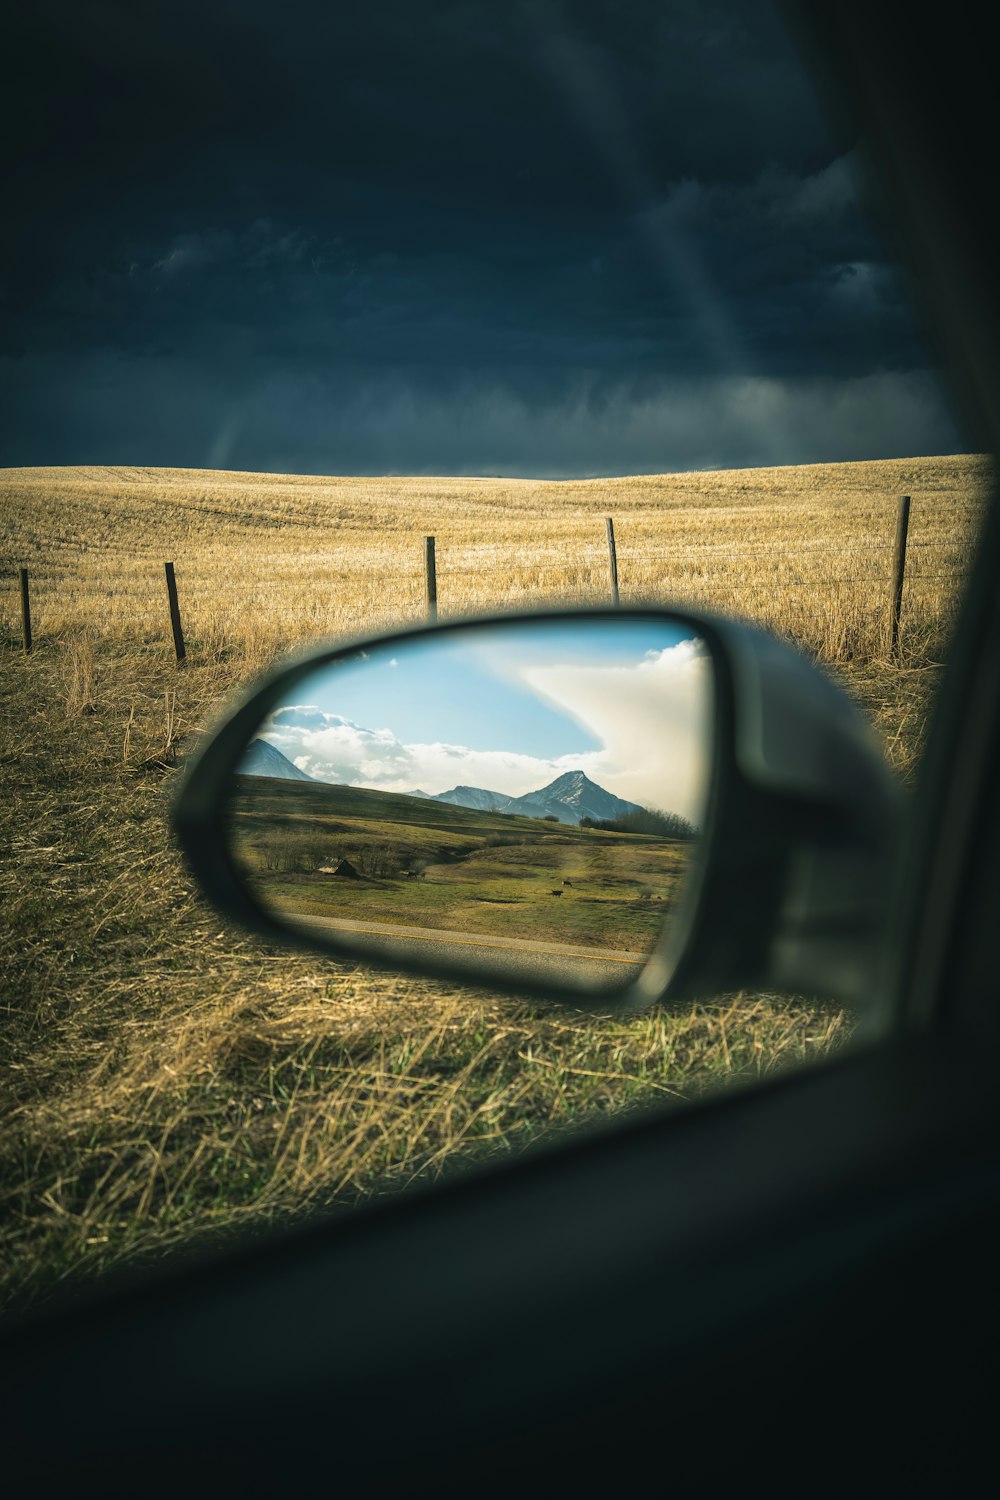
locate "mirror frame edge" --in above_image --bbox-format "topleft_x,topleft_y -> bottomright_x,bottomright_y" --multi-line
173,605 -> 730,1014
173,604 -> 896,1016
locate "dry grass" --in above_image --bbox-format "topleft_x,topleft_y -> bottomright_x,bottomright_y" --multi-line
0,454 -> 991,1314
1,454 -> 990,672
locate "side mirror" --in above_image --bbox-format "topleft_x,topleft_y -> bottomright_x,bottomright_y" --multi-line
173,608 -> 898,1015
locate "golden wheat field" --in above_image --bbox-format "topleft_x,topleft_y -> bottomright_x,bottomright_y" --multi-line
0,453 -> 992,1314
1,454 -> 990,667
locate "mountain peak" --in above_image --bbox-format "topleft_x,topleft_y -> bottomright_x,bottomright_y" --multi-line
541,769 -> 595,791
431,769 -> 642,825
238,738 -> 314,782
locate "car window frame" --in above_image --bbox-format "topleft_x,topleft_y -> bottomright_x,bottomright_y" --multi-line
4,4 -> 1000,1485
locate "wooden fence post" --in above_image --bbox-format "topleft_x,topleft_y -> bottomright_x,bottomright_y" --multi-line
425,536 -> 437,621
19,567 -> 32,654
606,517 -> 620,606
890,495 -> 911,655
164,561 -> 186,664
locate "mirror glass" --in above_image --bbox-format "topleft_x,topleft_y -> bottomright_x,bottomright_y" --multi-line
226,617 -> 714,994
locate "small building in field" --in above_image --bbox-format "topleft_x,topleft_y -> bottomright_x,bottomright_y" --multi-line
318,858 -> 362,879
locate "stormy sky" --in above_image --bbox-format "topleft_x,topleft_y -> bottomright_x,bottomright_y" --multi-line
2,0 -> 963,476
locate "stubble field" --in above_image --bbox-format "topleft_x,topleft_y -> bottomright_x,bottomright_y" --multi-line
0,453 -> 991,1313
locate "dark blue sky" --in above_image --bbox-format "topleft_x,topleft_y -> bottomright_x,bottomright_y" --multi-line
1,0 -> 962,476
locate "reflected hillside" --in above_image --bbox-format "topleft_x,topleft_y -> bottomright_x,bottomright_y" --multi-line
228,773 -> 694,956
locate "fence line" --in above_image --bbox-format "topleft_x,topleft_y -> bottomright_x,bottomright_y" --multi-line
605,517 -> 620,606
424,536 -> 437,621
19,568 -> 31,654
695,574 -> 963,588
164,562 -> 186,664
5,497 -> 974,655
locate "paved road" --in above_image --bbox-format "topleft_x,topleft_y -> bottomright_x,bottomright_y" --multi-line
279,911 -> 650,990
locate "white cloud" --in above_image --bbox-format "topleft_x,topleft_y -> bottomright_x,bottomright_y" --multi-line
264,708 -> 577,799
520,640 -> 711,820
259,640 -> 712,823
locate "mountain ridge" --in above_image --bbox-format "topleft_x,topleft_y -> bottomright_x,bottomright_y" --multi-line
242,751 -> 643,825
238,738 -> 314,782
432,769 -> 642,825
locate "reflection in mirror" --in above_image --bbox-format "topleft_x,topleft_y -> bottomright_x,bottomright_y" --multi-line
227,618 -> 713,994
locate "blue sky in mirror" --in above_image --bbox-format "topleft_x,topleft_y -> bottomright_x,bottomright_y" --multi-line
258,619 -> 712,823
2,0 -> 964,473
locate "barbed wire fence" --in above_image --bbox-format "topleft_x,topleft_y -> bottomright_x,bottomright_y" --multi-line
8,495 -> 980,661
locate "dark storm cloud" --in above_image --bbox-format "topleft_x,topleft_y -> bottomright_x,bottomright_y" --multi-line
0,354 -> 954,477
2,0 -> 961,472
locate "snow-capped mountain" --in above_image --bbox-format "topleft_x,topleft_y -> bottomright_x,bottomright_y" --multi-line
238,738 -> 314,782
534,770 -> 643,824
432,770 -> 642,825
433,785 -> 523,815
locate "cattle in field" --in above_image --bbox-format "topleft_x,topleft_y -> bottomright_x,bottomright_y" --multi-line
562,879 -> 573,886
550,889 -> 563,896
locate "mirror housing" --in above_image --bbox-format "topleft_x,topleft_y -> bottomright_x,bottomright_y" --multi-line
174,608 -> 898,1014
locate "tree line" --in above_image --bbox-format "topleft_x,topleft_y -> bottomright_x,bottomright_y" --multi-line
579,808 -> 699,840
